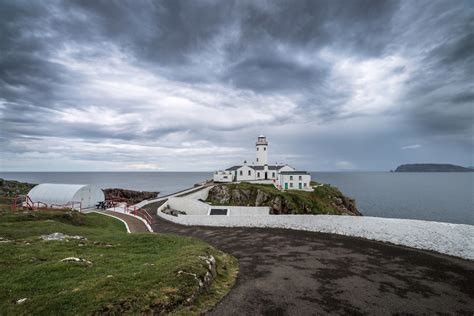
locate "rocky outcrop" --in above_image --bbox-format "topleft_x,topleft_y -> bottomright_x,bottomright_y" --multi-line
104,188 -> 159,204
0,178 -> 35,197
206,183 -> 361,216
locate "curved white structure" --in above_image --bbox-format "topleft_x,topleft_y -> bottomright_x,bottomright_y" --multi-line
28,183 -> 104,210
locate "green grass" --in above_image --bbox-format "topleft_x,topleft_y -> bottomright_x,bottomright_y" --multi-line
0,210 -> 238,315
208,182 -> 357,215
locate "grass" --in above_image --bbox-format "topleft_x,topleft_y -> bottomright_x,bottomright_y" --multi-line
0,210 -> 238,315
208,182 -> 356,215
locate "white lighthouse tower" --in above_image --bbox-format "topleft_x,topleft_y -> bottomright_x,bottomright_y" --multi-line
255,135 -> 268,166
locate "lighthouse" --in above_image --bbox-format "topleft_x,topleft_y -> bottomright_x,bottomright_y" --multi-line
255,135 -> 268,166
213,135 -> 311,190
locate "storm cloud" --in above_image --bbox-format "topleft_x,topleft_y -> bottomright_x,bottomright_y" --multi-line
0,0 -> 472,171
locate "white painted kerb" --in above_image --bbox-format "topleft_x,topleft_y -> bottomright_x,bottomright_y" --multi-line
91,211 -> 131,233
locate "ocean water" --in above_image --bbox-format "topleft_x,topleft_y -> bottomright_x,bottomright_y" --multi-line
0,172 -> 211,197
0,172 -> 472,225
312,172 -> 473,225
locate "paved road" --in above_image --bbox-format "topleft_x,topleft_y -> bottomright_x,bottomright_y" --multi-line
104,211 -> 150,233
151,215 -> 474,315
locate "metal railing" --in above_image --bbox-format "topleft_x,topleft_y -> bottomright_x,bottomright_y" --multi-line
125,205 -> 154,225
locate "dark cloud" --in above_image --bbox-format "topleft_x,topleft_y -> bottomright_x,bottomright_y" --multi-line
0,0 -> 472,170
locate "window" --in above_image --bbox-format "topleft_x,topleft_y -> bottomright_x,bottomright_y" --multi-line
304,183 -> 307,187
257,172 -> 260,177
248,170 -> 251,176
223,176 -> 228,179
257,158 -> 259,162
298,176 -> 302,180
264,147 -> 266,151
290,176 -> 293,180
240,170 -> 243,176
290,183 -> 293,188
257,147 -> 259,151
272,172 -> 275,177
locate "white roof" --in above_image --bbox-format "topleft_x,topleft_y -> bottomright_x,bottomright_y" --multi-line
28,183 -> 104,207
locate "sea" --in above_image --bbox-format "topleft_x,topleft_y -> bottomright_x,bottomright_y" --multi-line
0,172 -> 472,225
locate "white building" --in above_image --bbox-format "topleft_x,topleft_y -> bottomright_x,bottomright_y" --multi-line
213,136 -> 312,191
28,183 -> 105,210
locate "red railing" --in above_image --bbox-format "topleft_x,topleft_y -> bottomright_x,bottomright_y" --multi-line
33,201 -> 48,209
12,195 -> 36,211
2,195 -> 47,212
125,205 -> 154,225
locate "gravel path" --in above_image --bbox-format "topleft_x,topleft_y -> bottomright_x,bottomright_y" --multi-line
151,215 -> 474,315
104,211 -> 150,233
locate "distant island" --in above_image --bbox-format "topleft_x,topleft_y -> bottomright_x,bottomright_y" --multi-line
394,164 -> 474,172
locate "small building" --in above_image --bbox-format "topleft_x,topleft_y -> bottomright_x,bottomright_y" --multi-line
213,136 -> 312,191
278,171 -> 311,190
28,183 -> 105,210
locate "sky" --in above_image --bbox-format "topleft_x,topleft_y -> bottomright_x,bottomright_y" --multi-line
0,0 -> 472,171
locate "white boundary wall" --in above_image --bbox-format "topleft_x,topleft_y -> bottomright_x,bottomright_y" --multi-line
168,197 -> 209,215
156,211 -> 474,260
134,185 -> 212,209
225,206 -> 269,216
167,195 -> 270,216
184,186 -> 213,200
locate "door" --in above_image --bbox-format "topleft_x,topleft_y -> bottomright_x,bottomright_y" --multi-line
298,183 -> 302,189
285,183 -> 288,190
265,172 -> 268,180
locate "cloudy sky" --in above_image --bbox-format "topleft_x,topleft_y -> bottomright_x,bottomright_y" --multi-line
0,0 -> 472,171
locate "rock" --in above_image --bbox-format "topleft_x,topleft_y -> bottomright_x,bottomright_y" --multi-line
0,237 -> 13,243
103,188 -> 159,204
40,232 -> 87,241
255,190 -> 268,206
162,208 -> 187,217
199,255 -> 217,278
60,257 -> 92,265
207,183 -> 361,216
16,298 -> 27,304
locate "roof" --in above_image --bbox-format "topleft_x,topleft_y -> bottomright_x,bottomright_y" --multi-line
250,165 -> 284,170
225,165 -> 242,171
280,171 -> 309,175
28,183 -> 104,207
226,165 -> 291,171
224,165 -> 290,171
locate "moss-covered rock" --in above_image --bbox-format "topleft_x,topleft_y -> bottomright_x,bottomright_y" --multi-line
0,178 -> 36,197
206,182 -> 361,216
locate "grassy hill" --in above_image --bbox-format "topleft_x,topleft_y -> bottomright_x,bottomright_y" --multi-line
0,210 -> 237,315
206,182 -> 361,216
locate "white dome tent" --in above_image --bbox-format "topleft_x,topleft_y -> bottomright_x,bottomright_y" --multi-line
28,183 -> 105,210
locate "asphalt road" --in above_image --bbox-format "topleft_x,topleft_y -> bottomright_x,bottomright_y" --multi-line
151,215 -> 474,315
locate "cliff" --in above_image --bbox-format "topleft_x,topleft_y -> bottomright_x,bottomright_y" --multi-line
206,182 -> 361,216
394,164 -> 473,172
